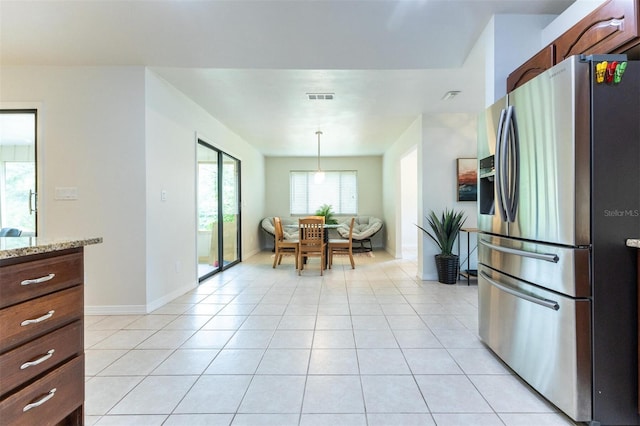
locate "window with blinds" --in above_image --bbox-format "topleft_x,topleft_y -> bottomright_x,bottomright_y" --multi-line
290,171 -> 358,215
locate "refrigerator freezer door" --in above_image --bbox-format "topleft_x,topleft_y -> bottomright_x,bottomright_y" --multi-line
506,57 -> 589,245
477,96 -> 508,236
478,264 -> 592,422
478,234 -> 590,297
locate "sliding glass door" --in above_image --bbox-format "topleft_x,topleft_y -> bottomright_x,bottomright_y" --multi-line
0,110 -> 37,236
197,140 -> 241,281
221,152 -> 240,266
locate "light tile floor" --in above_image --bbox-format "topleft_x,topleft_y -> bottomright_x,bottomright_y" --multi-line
85,251 -> 578,426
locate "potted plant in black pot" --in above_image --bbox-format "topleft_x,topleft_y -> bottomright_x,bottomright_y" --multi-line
417,208 -> 466,284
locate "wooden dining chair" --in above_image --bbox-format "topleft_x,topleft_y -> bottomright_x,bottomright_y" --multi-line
273,217 -> 299,269
304,215 -> 326,223
298,217 -> 326,275
328,217 -> 355,269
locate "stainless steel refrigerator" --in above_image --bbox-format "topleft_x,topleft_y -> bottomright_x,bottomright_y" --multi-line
477,54 -> 640,425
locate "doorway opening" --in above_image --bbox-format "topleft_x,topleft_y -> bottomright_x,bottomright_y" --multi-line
0,110 -> 37,236
400,147 -> 418,259
197,139 -> 241,281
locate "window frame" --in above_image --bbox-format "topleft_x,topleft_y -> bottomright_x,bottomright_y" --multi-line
289,170 -> 358,216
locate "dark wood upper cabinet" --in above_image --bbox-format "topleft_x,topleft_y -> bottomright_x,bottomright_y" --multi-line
507,45 -> 555,93
507,0 -> 639,92
555,0 -> 638,62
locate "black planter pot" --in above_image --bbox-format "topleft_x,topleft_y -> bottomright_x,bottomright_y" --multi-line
434,254 -> 459,284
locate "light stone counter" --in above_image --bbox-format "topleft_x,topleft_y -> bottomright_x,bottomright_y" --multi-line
0,236 -> 102,260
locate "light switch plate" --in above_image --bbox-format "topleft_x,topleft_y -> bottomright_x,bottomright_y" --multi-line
55,187 -> 78,200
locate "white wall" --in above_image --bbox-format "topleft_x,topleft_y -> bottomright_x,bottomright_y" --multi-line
0,66 -> 265,314
0,66 -> 148,311
419,113 -> 478,280
145,71 -> 264,311
264,156 -> 383,247
400,148 -> 418,258
382,113 -> 478,278
382,116 -> 422,258
486,14 -> 557,103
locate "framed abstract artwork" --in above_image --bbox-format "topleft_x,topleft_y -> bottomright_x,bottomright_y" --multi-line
457,158 -> 477,201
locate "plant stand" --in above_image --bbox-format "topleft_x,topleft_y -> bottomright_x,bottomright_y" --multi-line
457,228 -> 478,285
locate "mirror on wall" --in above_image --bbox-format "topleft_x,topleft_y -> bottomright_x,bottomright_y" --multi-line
0,110 -> 37,237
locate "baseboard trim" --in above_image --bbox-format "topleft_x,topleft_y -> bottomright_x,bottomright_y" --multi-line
146,281 -> 197,313
85,281 -> 197,315
85,305 -> 147,315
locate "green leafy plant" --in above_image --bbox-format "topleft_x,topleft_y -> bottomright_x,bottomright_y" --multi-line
315,204 -> 338,224
417,208 -> 466,256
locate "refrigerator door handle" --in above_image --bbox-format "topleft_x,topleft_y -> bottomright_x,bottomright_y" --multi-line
495,109 -> 508,222
480,271 -> 560,311
506,106 -> 520,222
479,240 -> 560,263
499,107 -> 512,222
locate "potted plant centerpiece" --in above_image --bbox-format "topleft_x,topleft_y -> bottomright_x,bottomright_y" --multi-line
315,204 -> 338,224
417,208 -> 466,284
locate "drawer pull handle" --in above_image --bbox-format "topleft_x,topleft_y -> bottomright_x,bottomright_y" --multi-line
21,310 -> 55,326
23,388 -> 57,412
21,273 -> 56,286
20,349 -> 55,370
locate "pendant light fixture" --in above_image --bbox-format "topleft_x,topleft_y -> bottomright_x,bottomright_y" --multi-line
314,130 -> 325,183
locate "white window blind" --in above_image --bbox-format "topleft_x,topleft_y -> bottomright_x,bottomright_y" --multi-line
290,171 -> 357,215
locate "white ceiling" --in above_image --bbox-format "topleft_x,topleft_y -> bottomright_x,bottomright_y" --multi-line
0,0 -> 575,156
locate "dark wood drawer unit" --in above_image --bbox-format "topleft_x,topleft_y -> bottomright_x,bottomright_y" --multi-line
0,250 -> 83,309
0,355 -> 84,426
555,0 -> 639,63
0,286 -> 83,352
0,321 -> 83,397
0,248 -> 86,426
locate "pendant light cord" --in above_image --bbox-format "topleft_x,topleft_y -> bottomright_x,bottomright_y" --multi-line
316,131 -> 322,171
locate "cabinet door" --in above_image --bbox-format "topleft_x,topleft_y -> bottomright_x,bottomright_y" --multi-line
0,286 -> 83,351
507,45 -> 555,92
555,0 -> 639,63
0,251 -> 83,309
0,321 -> 83,397
0,355 -> 84,426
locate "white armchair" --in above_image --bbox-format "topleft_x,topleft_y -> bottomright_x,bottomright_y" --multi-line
336,216 -> 383,252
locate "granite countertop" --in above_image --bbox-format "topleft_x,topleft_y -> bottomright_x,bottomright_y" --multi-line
626,239 -> 640,248
0,236 -> 103,260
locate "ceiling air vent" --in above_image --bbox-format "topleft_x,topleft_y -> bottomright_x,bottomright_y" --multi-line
441,90 -> 461,100
307,93 -> 334,100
